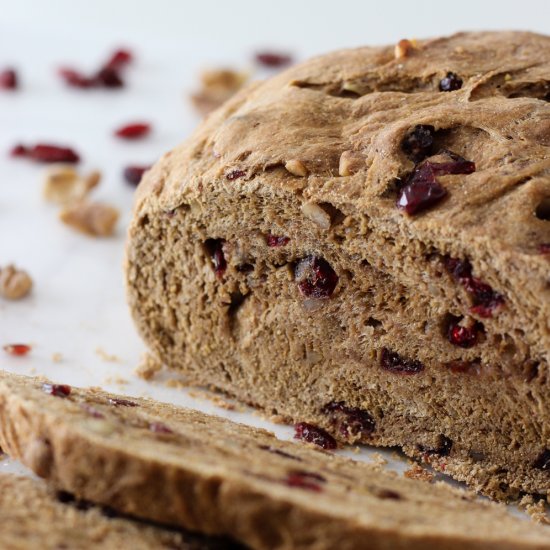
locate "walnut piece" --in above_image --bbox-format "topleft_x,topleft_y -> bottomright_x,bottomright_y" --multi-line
190,68 -> 248,116
338,151 -> 364,176
285,159 -> 308,177
0,264 -> 33,300
301,202 -> 331,229
43,165 -> 101,205
59,201 -> 119,237
394,39 -> 417,60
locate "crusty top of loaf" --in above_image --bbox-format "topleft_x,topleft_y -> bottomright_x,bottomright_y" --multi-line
134,31 -> 550,308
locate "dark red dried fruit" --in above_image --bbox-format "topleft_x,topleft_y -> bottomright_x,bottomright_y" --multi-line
11,143 -> 80,163
105,49 -> 133,69
533,449 -> 550,470
295,256 -> 338,299
445,360 -> 479,374
294,422 -> 337,450
266,234 -> 290,247
539,243 -> 550,254
58,68 -> 95,88
123,165 -> 150,186
114,122 -> 151,140
10,144 -> 28,157
443,256 -> 504,317
419,435 -> 453,457
255,52 -> 293,68
149,422 -> 173,434
3,343 -> 31,356
439,72 -> 463,92
285,470 -> 326,492
381,348 -> 424,375
226,169 -> 246,180
43,383 -> 71,398
402,125 -> 435,162
205,239 -> 227,279
95,66 -> 124,88
447,319 -> 481,348
108,397 -> 138,407
322,401 -> 375,439
396,164 -> 447,215
0,68 -> 18,90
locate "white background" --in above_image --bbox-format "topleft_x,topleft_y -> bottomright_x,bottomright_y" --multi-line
0,0 -> 547,511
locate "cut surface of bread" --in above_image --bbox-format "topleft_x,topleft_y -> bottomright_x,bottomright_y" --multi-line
0,371 -> 549,549
0,472 -> 236,550
125,31 -> 550,500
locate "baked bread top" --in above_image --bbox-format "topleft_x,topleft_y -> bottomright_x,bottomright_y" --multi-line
0,370 -> 549,549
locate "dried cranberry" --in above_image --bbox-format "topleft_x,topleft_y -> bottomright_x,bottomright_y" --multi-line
443,256 -> 472,280
396,164 -> 447,215
285,470 -> 325,492
266,234 -> 290,247
380,348 -> 424,375
294,256 -> 338,299
11,143 -> 80,163
58,68 -> 95,88
539,243 -> 550,254
402,125 -> 435,162
255,52 -> 293,68
105,49 -> 133,70
447,319 -> 481,348
427,151 -> 475,176
533,449 -> 550,470
149,422 -> 173,434
226,169 -> 246,180
294,422 -> 337,450
95,66 -> 124,88
43,383 -> 71,398
10,144 -> 28,157
204,239 -> 227,279
123,165 -> 150,186
418,435 -> 453,457
322,401 -> 375,439
439,72 -> 463,92
108,397 -> 138,407
3,343 -> 31,356
114,122 -> 151,140
0,68 -> 18,90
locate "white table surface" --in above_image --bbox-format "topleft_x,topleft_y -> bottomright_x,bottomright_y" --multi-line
1,0 -> 544,514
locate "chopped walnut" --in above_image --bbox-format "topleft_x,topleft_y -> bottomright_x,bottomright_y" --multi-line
59,201 -> 119,237
301,202 -> 331,229
135,352 -> 163,380
338,151 -> 364,176
190,68 -> 248,116
43,165 -> 101,205
285,159 -> 308,177
394,39 -> 418,60
404,463 -> 434,482
0,264 -> 33,300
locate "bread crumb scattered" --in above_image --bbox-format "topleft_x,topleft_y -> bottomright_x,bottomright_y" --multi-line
95,347 -> 121,363
165,378 -> 189,389
188,389 -> 237,411
135,352 -> 163,380
190,68 -> 248,116
60,201 -> 119,237
105,376 -> 128,386
51,352 -> 63,363
370,453 -> 388,467
0,265 -> 33,300
404,463 -> 434,482
519,495 -> 550,524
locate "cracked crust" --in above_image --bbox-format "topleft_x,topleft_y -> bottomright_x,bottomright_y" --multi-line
1,371 -> 550,549
126,32 -> 550,500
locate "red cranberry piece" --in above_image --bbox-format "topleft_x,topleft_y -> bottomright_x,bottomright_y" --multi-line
294,422 -> 337,450
439,72 -> 463,92
0,68 -> 18,90
255,52 -> 293,68
533,449 -> 550,470
226,169 -> 246,180
10,144 -> 28,157
204,239 -> 227,279
427,151 -> 475,176
396,163 -> 447,215
266,234 -> 290,247
43,383 -> 71,398
30,144 -> 80,163
447,319 -> 481,348
108,397 -> 138,407
381,348 -> 424,375
322,401 -> 375,439
114,122 -> 151,140
285,470 -> 325,492
294,256 -> 338,299
123,165 -> 150,186
95,66 -> 124,88
418,435 -> 453,457
539,243 -> 550,254
149,422 -> 173,434
105,49 -> 133,69
58,68 -> 96,89
402,125 -> 435,162
3,343 -> 31,356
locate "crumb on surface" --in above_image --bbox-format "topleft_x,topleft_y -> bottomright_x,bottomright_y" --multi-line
519,495 -> 550,524
95,347 -> 121,363
51,352 -> 63,363
135,352 -> 163,380
404,463 -> 434,482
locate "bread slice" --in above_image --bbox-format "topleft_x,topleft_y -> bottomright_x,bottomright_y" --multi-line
0,473 -> 235,549
125,30 -> 550,500
0,371 -> 549,549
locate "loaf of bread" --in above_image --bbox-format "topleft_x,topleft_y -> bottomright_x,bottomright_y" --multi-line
0,473 -> 234,549
126,31 -> 550,500
0,370 -> 549,549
